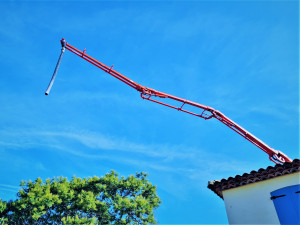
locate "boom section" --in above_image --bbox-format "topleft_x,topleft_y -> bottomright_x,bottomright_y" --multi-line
52,38 -> 293,164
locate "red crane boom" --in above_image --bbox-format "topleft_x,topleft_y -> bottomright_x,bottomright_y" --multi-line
45,38 -> 292,164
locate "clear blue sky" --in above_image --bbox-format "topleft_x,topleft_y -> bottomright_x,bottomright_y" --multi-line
0,0 -> 298,224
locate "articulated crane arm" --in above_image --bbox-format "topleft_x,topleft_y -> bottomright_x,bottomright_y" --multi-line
45,38 -> 292,164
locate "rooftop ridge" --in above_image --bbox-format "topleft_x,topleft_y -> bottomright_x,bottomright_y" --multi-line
208,158 -> 300,199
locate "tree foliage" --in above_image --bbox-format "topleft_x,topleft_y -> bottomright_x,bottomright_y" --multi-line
0,171 -> 161,224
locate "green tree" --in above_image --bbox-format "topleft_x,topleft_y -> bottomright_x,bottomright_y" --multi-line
0,171 -> 161,224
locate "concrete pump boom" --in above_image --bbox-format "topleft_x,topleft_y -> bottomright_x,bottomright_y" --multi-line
45,38 -> 292,164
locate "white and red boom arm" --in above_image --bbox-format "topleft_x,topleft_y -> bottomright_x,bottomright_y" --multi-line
45,38 -> 292,164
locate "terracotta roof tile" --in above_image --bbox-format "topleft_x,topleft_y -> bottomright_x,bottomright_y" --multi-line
208,158 -> 300,199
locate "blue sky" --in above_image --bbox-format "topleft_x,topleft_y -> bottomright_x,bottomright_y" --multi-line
0,0 -> 299,224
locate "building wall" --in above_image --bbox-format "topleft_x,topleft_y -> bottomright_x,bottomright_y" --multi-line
222,172 -> 300,224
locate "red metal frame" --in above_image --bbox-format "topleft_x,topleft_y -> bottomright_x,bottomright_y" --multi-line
58,38 -> 292,164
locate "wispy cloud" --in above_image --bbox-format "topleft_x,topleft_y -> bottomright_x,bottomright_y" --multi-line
0,125 -> 232,157
249,103 -> 299,121
0,184 -> 19,190
0,126 -> 251,180
0,184 -> 19,195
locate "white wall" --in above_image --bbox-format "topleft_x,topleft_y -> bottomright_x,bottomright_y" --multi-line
222,172 -> 300,224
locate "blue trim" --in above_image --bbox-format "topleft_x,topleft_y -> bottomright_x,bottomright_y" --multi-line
271,184 -> 300,225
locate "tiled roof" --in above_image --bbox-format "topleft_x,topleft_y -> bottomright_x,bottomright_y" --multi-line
208,159 -> 300,199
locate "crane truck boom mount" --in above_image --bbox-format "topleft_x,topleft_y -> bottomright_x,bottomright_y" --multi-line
45,38 -> 292,165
